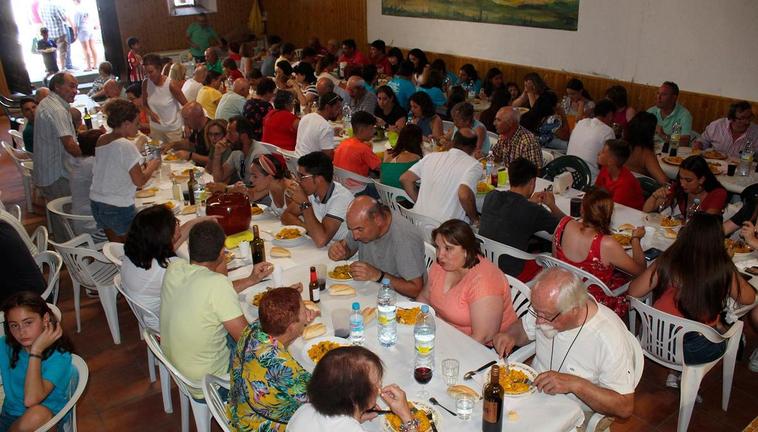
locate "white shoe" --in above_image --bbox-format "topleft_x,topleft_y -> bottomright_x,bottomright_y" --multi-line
749,348 -> 758,373
665,372 -> 679,389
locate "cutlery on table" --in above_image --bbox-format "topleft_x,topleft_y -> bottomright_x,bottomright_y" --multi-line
428,397 -> 457,417
463,360 -> 497,380
366,408 -> 392,415
426,411 -> 439,432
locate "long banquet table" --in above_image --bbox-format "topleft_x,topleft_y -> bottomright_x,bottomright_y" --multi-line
657,146 -> 758,194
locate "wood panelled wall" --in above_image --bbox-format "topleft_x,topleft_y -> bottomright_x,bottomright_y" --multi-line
265,0 -> 367,52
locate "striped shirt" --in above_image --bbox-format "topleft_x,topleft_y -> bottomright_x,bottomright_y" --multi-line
39,2 -> 68,39
32,93 -> 76,187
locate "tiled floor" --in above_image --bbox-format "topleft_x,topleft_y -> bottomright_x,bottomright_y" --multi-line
1,117 -> 757,431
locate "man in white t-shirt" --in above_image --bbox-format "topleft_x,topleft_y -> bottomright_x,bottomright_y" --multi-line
400,129 -> 481,224
566,99 -> 616,182
282,151 -> 354,247
295,91 -> 343,158
181,65 -> 207,104
493,267 -> 636,421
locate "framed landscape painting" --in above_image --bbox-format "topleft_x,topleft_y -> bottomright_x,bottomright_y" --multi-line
382,0 -> 580,31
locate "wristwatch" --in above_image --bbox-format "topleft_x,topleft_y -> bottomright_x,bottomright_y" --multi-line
299,201 -> 312,211
375,271 -> 385,283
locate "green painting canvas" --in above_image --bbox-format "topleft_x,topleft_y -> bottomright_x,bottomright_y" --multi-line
382,0 -> 580,31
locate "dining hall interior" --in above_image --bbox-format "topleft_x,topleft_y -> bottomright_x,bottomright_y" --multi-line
1,0 -> 758,431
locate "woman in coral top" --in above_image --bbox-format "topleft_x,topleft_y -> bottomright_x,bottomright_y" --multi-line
552,188 -> 647,317
416,220 -> 516,345
262,91 -> 299,151
629,213 -> 755,367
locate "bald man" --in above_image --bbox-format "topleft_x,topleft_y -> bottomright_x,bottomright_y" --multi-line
204,47 -> 223,74
491,106 -> 542,167
182,64 -> 207,102
317,77 -> 351,106
102,79 -> 122,102
346,75 -> 376,114
328,196 -> 426,297
35,87 -> 50,103
164,101 -> 210,165
215,78 -> 249,121
494,268 -> 636,423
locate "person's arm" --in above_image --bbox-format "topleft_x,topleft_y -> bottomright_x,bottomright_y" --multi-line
643,149 -> 670,186
211,143 -> 234,183
24,320 -> 62,407
431,115 -> 443,140
511,91 -> 528,108
128,159 -> 160,188
173,216 -> 221,249
349,260 -> 424,297
730,272 -> 757,306
600,234 -> 645,276
222,315 -> 248,341
61,135 -> 81,157
328,239 -> 357,261
458,184 -> 478,224
416,283 -> 431,304
169,81 -> 188,106
702,188 -> 728,216
232,262 -> 274,293
534,372 -> 634,418
473,125 -> 486,157
492,319 -> 530,358
538,190 -> 567,219
400,170 -> 420,202
642,186 -> 672,213
303,209 -> 342,248
679,112 -> 693,146
628,262 -> 658,298
392,115 -> 407,131
469,295 -> 505,344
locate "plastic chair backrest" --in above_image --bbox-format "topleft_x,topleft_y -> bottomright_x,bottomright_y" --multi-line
372,179 -> 413,212
397,207 -> 441,244
333,167 -> 372,194
423,241 -> 436,270
35,250 -> 63,304
50,234 -> 112,288
506,274 -> 532,319
202,374 -> 233,432
541,149 -> 555,167
115,274 -> 159,333
47,196 -> 95,242
35,354 -> 89,432
541,155 -> 592,191
636,175 -> 660,200
102,242 -> 125,267
535,254 -> 621,297
258,141 -> 284,155
9,129 -> 26,151
0,208 -> 45,255
1,140 -> 26,168
143,328 -> 203,400
476,234 -> 537,264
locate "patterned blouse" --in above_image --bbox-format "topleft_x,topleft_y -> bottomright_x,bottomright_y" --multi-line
228,321 -> 311,431
243,99 -> 274,141
490,125 -> 543,168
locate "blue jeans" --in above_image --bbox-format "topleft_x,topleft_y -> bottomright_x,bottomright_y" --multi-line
683,332 -> 726,365
90,201 -> 136,236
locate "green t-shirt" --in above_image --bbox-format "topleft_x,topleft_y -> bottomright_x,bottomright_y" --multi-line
186,22 -> 219,57
647,103 -> 693,144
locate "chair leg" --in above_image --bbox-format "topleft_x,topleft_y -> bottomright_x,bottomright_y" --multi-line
22,176 -> 33,213
146,347 -> 157,383
189,398 -> 211,432
678,366 -> 706,432
180,393 -> 190,432
72,281 -> 82,333
97,285 -> 121,344
722,326 -> 742,411
159,363 -> 174,414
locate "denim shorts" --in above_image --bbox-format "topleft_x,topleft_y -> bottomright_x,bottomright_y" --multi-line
0,409 -> 20,432
683,331 -> 727,365
90,201 -> 136,236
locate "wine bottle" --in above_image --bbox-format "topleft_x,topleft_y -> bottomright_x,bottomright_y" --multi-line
308,266 -> 320,303
83,108 -> 93,130
251,225 -> 266,264
482,365 -> 504,432
187,172 -> 196,205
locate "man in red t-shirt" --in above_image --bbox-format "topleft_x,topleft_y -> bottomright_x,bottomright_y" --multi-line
595,139 -> 645,210
334,110 -> 381,185
338,38 -> 369,68
369,39 -> 392,76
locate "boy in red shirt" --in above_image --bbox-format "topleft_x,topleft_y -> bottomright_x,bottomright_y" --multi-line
334,110 -> 381,178
595,139 -> 645,210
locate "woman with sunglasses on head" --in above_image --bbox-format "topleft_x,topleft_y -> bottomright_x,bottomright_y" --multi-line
244,153 -> 295,216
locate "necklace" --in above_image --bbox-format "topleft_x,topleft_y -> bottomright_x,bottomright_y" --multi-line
549,303 -> 588,373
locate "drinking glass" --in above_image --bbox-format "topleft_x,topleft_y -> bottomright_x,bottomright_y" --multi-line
441,359 -> 459,386
455,394 -> 474,420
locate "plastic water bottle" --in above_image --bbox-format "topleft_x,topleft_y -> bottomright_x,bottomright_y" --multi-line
686,198 -> 701,222
485,153 -> 495,182
377,278 -> 397,347
192,171 -> 204,213
669,121 -> 682,157
738,139 -> 754,176
349,302 -> 365,346
413,305 -> 436,384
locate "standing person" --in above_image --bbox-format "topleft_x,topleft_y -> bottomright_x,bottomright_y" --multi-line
0,292 -> 74,432
186,13 -> 219,62
126,36 -> 144,84
39,0 -> 74,71
72,0 -> 96,71
33,72 -> 81,202
142,54 -> 187,144
36,28 -> 58,80
90,99 -> 160,241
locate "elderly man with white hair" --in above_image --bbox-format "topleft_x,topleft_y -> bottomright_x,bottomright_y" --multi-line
316,77 -> 351,106
493,267 -> 636,423
346,75 -> 376,114
490,106 -> 542,167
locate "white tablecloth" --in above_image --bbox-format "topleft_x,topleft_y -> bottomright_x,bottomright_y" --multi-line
657,146 -> 758,194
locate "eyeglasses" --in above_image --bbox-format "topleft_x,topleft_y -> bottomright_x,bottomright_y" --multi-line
296,173 -> 314,181
527,305 -> 561,322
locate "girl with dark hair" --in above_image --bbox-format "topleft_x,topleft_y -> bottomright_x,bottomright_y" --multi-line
512,72 -> 549,109
246,153 -> 295,215
519,90 -> 567,148
624,112 -> 668,185
407,48 -> 428,82
288,346 -> 413,431
262,91 -> 300,151
480,67 -> 505,100
506,81 -> 520,101
553,188 -> 646,316
478,87 -> 511,133
386,47 -> 404,75
430,58 -> 458,89
374,85 -> 407,131
445,85 -> 468,121
416,219 -> 516,344
458,63 -> 481,96
629,213 -> 755,367
0,291 -> 74,431
605,85 -> 636,129
564,78 -> 595,124
381,124 -> 423,188
122,205 -> 217,329
293,62 -> 318,108
643,155 -> 727,215
274,60 -> 295,91
408,91 -> 443,140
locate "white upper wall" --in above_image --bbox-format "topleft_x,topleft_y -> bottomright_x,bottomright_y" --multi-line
367,0 -> 758,101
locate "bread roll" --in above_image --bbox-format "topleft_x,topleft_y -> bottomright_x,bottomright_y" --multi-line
270,246 -> 291,258
303,300 -> 320,312
328,284 -> 355,296
447,384 -> 480,399
664,228 -> 678,239
618,223 -> 635,231
303,323 -> 326,340
362,306 -> 376,324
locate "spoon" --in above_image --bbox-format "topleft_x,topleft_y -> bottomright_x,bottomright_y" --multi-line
463,360 -> 497,380
428,397 -> 457,417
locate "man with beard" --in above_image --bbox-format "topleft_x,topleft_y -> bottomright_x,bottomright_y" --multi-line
493,268 -> 636,422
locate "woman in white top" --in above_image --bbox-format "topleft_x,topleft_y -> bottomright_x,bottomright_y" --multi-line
142,54 -> 187,144
90,99 -> 160,241
245,154 -> 295,216
287,346 -> 416,432
121,204 -> 217,330
239,42 -> 256,78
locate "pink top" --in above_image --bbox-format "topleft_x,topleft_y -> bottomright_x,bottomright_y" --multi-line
696,117 -> 758,159
428,256 -> 516,340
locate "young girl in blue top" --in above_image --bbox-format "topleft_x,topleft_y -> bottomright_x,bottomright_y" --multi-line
0,292 -> 73,431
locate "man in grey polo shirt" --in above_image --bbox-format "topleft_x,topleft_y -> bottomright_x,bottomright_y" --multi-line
328,196 -> 426,298
32,72 -> 82,200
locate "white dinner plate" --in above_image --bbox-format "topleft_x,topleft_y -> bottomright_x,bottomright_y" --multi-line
382,400 -> 440,432
301,336 -> 349,368
271,225 -> 309,247
472,361 -> 538,399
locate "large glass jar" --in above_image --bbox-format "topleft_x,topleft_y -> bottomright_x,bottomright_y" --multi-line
205,192 -> 252,235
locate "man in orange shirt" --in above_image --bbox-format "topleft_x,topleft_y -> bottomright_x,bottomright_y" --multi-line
333,111 -> 382,196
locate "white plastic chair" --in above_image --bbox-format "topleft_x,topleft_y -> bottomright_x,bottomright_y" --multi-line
49,234 -> 121,344
1,140 -> 34,212
35,354 -> 89,432
0,302 -> 60,338
144,328 -> 211,432
506,274 -> 532,319
102,242 -> 125,267
202,374 -> 233,432
46,196 -> 98,243
258,141 -> 285,156
541,149 -> 555,167
442,120 -> 454,134
423,241 -> 436,270
0,207 -> 48,254
535,254 -> 627,297
396,207 -> 442,244
476,234 -> 537,276
0,200 -> 22,221
372,180 -> 414,212
114,275 -> 174,414
629,297 -> 742,432
9,129 -> 28,152
35,250 -> 63,305
333,167 -> 373,195
486,131 -> 498,152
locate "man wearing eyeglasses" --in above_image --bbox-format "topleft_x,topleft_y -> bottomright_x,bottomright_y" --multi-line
295,92 -> 344,158
693,100 -> 758,159
281,152 -> 354,247
493,268 -> 636,424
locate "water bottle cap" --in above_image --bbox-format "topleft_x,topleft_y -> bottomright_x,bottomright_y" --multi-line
352,302 -> 360,310
421,305 -> 429,313
382,278 -> 390,285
